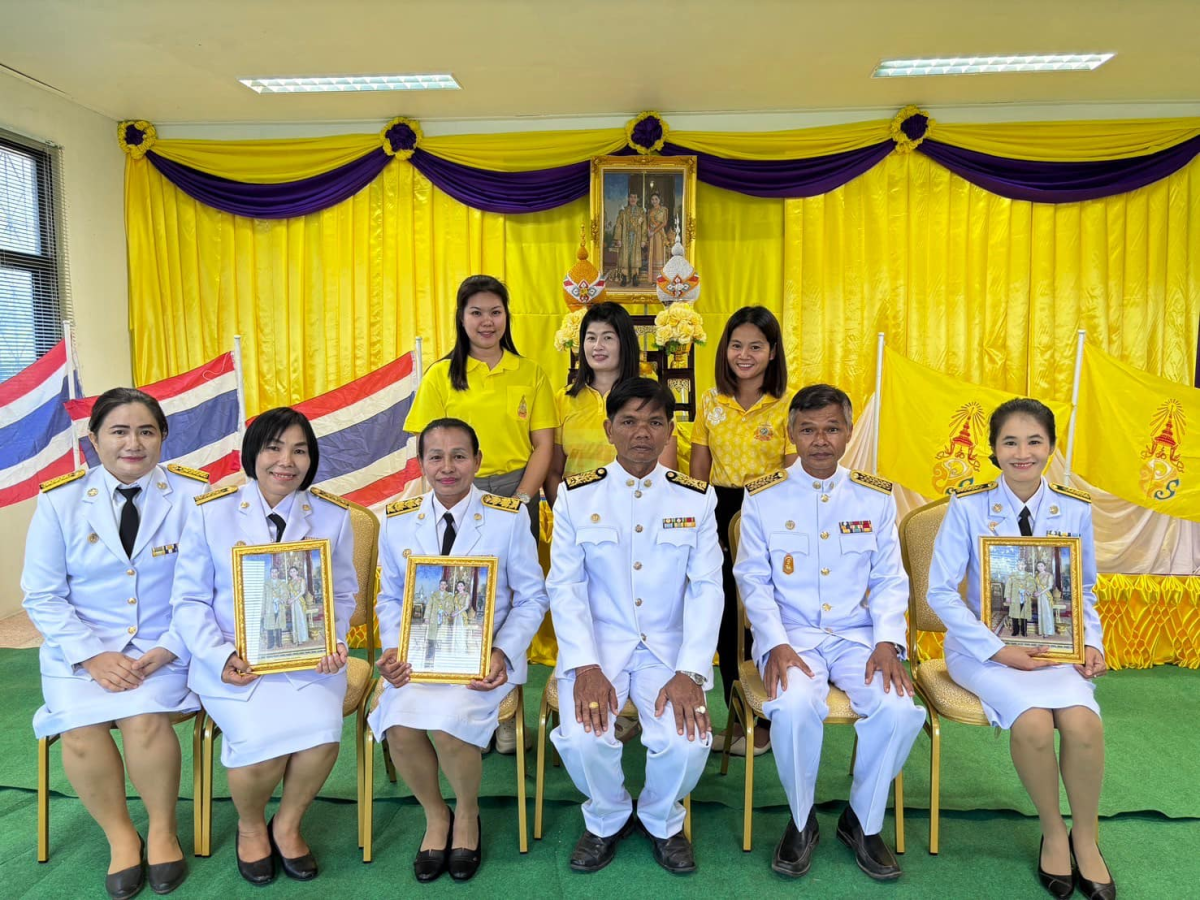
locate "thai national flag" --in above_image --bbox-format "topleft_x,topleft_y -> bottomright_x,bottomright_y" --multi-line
0,340 -> 84,507
66,352 -> 243,484
293,352 -> 422,513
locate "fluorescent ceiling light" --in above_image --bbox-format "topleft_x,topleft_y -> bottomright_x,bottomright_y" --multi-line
873,53 -> 1114,78
239,74 -> 461,93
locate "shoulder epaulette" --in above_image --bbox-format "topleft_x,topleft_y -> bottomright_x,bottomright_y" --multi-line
1050,483 -> 1092,504
565,467 -> 606,490
746,470 -> 787,495
40,469 -> 86,493
386,497 -> 423,518
482,493 -> 522,513
309,486 -> 350,509
666,470 -> 709,494
952,481 -> 997,498
194,484 -> 237,505
850,470 -> 893,495
167,463 -> 210,483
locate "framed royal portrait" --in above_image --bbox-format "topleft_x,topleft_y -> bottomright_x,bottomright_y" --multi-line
979,536 -> 1085,665
590,155 -> 697,304
232,539 -> 336,675
399,555 -> 498,684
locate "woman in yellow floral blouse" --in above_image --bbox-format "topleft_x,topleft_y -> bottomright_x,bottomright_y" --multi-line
691,306 -> 796,756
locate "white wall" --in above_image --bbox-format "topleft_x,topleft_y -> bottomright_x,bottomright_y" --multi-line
0,72 -> 128,617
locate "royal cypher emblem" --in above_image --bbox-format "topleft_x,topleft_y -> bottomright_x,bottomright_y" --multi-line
933,401 -> 987,495
1140,399 -> 1186,502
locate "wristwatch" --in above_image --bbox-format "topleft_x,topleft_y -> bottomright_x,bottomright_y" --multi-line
677,670 -> 705,686
514,491 -> 532,505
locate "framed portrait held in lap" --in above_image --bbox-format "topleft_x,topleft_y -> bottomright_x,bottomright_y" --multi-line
590,155 -> 697,304
979,536 -> 1085,665
232,539 -> 336,674
400,555 -> 498,684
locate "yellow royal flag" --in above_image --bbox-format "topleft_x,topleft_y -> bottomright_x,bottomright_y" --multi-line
878,347 -> 1071,497
1075,344 -> 1200,522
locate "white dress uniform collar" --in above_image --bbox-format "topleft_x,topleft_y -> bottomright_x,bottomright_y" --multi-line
789,460 -> 846,498
245,482 -> 297,543
431,492 -> 471,549
997,476 -> 1045,525
99,466 -> 154,519
609,459 -> 664,494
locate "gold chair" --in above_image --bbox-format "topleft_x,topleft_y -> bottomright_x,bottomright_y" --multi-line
719,511 -> 906,852
194,498 -> 380,857
359,679 -> 528,861
533,675 -> 693,842
37,712 -> 204,861
898,496 -> 990,855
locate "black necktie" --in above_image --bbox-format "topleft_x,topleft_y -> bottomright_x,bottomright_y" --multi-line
116,486 -> 141,558
440,512 -> 456,555
267,513 -> 286,543
1018,506 -> 1033,536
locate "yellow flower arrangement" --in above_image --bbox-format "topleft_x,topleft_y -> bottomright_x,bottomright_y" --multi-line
654,304 -> 707,354
553,307 -> 589,353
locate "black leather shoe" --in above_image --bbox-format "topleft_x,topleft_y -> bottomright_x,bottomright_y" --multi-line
413,810 -> 453,883
105,835 -> 145,900
1070,831 -> 1116,900
235,832 -> 275,887
642,822 -> 697,875
448,814 -> 482,881
568,813 -> 637,873
836,806 -> 901,881
1037,836 -> 1075,899
147,836 -> 187,895
772,808 -> 819,878
267,817 -> 317,881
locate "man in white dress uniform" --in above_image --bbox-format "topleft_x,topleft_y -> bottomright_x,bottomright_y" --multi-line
733,384 -> 925,880
548,378 -> 722,875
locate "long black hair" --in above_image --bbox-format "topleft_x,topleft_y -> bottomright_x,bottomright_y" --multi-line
447,275 -> 520,391
566,302 -> 641,398
987,398 -> 1056,467
714,306 -> 788,398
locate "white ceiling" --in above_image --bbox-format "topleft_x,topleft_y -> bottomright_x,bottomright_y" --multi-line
1,0 -> 1198,128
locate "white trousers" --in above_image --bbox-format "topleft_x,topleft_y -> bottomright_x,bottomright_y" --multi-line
551,645 -> 711,839
761,636 -> 925,835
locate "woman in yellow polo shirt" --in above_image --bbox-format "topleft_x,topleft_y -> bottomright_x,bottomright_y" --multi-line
690,306 -> 796,756
544,302 -> 676,506
405,275 -> 557,539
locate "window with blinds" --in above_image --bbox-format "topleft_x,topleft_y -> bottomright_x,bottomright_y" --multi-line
0,130 -> 68,381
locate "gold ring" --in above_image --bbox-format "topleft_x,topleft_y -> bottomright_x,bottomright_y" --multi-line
588,701 -> 600,709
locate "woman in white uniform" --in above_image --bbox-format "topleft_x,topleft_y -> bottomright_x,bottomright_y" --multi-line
369,417 -> 549,883
22,388 -> 205,898
927,399 -> 1114,900
171,407 -> 357,886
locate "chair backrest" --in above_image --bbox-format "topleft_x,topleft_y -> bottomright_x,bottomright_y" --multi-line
344,499 -> 381,666
728,510 -> 749,665
898,496 -> 954,648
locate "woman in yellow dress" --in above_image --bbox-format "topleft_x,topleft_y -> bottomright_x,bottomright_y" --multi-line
646,193 -> 669,284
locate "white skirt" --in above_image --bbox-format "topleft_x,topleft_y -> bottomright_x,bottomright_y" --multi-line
368,681 -> 513,749
200,669 -> 347,768
945,648 -> 1100,729
34,657 -> 198,739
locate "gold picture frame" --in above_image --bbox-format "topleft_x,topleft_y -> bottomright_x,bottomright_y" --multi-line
399,555 -> 498,684
979,536 -> 1085,665
591,155 -> 697,304
232,539 -> 336,675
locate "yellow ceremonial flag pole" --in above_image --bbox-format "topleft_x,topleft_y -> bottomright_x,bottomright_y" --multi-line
1074,343 -> 1200,522
877,347 -> 1071,497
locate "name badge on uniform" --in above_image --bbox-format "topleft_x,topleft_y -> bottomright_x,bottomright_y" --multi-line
662,517 -> 696,529
838,520 -> 873,534
152,544 -> 178,557
782,554 -> 794,575
1046,530 -> 1079,538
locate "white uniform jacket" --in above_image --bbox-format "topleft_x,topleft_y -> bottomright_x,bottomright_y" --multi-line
547,462 -> 723,682
734,464 -> 909,664
22,465 -> 206,676
927,477 -> 1102,663
170,482 -> 357,701
377,487 -> 549,682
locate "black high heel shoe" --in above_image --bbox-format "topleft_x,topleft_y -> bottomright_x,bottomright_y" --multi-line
448,815 -> 482,881
1070,831 -> 1117,900
235,831 -> 275,887
105,834 -> 145,900
268,817 -> 318,881
413,810 -> 453,883
1037,836 -> 1076,899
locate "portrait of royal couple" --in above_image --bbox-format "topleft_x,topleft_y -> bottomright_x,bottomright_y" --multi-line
260,560 -> 317,652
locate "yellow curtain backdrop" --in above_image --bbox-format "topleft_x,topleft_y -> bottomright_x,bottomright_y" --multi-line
127,148 -> 1200,421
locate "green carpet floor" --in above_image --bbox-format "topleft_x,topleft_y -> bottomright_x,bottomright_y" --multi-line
2,649 -> 1198,896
